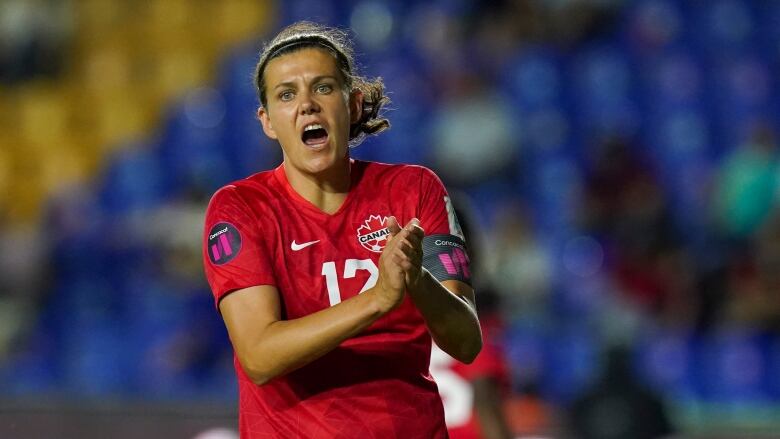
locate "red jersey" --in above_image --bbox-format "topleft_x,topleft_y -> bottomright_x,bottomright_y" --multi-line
203,160 -> 458,438
430,317 -> 509,439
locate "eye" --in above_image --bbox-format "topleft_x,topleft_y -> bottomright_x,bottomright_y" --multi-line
315,83 -> 333,94
279,90 -> 295,101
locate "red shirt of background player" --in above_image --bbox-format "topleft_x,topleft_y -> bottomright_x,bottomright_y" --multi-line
432,315 -> 510,439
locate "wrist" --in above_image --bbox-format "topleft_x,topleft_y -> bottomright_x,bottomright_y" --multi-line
407,268 -> 428,294
368,284 -> 400,315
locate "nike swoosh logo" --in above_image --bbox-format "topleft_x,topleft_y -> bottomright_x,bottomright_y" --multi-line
291,240 -> 320,251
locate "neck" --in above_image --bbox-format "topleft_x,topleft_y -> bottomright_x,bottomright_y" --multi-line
284,158 -> 352,214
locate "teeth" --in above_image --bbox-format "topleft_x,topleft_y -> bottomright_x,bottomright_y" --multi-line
304,123 -> 323,131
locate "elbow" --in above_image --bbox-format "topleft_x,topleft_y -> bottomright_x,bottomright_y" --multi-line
458,337 -> 483,364
458,323 -> 484,364
443,334 -> 482,364
247,371 -> 273,386
238,355 -> 277,386
435,324 -> 483,364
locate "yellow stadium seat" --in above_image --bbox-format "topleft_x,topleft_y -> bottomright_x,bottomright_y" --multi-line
5,0 -> 274,223
16,84 -> 70,146
88,90 -> 157,150
4,139 -> 46,222
79,42 -> 133,94
212,0 -> 271,44
152,50 -> 212,98
0,146 -> 9,213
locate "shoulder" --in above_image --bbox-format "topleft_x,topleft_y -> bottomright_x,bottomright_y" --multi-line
358,160 -> 442,186
206,169 -> 278,213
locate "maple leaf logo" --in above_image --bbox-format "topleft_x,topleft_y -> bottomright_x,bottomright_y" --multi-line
357,214 -> 391,253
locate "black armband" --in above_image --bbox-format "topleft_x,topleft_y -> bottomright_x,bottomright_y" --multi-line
422,234 -> 472,286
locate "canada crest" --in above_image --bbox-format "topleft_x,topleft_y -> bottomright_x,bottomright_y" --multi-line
357,215 -> 391,253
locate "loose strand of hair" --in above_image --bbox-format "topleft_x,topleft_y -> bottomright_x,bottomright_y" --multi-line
349,77 -> 390,146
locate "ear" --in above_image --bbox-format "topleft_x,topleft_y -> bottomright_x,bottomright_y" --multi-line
257,107 -> 278,140
349,89 -> 364,125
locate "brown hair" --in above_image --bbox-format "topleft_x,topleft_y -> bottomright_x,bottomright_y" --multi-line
254,21 -> 390,146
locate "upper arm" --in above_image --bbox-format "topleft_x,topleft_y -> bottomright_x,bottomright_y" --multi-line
416,167 -> 464,240
219,285 -> 282,367
203,187 -> 278,308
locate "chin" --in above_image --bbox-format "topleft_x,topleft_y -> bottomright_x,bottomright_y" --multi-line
311,147 -> 348,167
303,156 -> 339,175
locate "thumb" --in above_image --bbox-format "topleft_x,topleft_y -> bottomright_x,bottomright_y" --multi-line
387,216 -> 402,236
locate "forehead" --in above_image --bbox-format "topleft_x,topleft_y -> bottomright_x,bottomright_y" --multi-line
264,47 -> 342,85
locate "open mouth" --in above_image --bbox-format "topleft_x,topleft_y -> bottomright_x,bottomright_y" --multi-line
302,123 -> 329,146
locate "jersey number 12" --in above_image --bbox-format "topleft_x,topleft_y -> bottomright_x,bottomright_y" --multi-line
321,259 -> 378,306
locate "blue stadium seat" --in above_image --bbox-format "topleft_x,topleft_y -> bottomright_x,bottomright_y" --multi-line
62,321 -> 133,395
158,90 -> 235,194
0,328 -> 60,395
755,2 -> 780,61
531,155 -> 584,234
281,0 -> 340,25
636,330 -> 696,399
504,322 -> 547,392
766,336 -> 780,400
689,0 -> 757,59
694,331 -> 769,402
98,142 -> 170,215
568,44 -> 640,137
644,51 -> 705,111
502,47 -> 564,111
541,325 -> 597,403
621,0 -> 685,56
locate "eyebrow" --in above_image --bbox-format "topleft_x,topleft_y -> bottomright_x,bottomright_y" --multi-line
272,75 -> 339,91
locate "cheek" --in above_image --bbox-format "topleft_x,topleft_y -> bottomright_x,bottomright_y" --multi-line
270,108 -> 297,134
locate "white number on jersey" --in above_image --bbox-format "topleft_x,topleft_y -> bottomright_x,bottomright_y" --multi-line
430,344 -> 474,427
321,259 -> 379,306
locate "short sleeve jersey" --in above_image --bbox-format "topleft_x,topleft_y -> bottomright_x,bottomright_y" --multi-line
203,160 -> 460,438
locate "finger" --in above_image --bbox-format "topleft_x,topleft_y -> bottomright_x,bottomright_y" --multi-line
409,224 -> 425,239
407,250 -> 422,269
387,216 -> 402,237
393,236 -> 418,257
404,219 -> 424,240
400,237 -> 421,262
397,251 -> 418,271
392,238 -> 422,265
384,219 -> 398,246
387,227 -> 411,250
404,228 -> 423,249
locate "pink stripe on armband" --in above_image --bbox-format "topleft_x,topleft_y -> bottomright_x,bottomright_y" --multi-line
438,254 -> 458,276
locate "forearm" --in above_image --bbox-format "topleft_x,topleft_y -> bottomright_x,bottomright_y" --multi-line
240,289 -> 387,384
407,269 -> 482,363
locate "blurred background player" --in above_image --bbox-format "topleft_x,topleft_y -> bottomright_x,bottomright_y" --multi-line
430,194 -> 515,439
567,345 -> 675,439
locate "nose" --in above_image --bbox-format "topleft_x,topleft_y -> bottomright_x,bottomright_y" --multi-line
299,91 -> 320,115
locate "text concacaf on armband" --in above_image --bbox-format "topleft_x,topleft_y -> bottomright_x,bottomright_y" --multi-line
434,239 -> 463,249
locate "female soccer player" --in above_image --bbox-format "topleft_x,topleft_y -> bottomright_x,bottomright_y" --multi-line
203,21 -> 482,438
